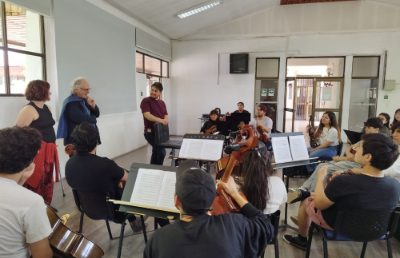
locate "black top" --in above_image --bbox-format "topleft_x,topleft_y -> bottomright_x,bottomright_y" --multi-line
232,109 -> 249,114
144,203 -> 274,258
322,174 -> 400,228
65,153 -> 125,200
27,102 -> 56,143
64,96 -> 100,146
200,119 -> 220,133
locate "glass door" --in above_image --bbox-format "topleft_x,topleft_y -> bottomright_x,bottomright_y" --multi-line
311,78 -> 344,129
283,80 -> 295,132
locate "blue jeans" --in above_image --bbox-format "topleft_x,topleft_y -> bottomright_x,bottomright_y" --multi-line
306,146 -> 338,173
144,134 -> 166,165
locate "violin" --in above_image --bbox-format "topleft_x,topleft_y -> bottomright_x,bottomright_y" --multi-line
325,170 -> 355,186
210,125 -> 258,215
308,115 -> 318,148
205,125 -> 217,134
254,118 -> 270,143
46,206 -> 104,258
65,144 -> 77,156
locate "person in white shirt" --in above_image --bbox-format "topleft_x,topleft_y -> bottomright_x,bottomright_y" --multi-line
249,104 -> 273,140
0,126 -> 53,258
306,111 -> 341,173
235,142 -> 286,215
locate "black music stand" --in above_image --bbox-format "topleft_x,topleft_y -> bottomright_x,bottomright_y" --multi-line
116,163 -> 180,221
225,113 -> 251,131
173,134 -> 225,173
271,132 -> 320,232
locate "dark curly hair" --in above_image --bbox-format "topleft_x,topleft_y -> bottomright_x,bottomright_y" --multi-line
0,127 -> 42,174
71,122 -> 99,153
361,133 -> 398,170
24,80 -> 50,101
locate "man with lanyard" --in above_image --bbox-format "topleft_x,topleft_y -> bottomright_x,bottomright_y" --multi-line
250,104 -> 273,139
140,82 -> 168,165
57,77 -> 100,146
144,160 -> 274,258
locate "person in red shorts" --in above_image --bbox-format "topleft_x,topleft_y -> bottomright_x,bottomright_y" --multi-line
283,133 -> 400,250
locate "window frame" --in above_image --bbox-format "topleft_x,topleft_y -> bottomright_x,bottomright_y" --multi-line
0,1 -> 46,97
136,51 -> 169,78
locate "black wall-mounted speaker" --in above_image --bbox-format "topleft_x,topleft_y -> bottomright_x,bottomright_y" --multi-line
230,53 -> 249,74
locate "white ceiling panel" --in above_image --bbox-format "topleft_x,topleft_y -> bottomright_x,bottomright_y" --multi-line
104,0 -> 280,39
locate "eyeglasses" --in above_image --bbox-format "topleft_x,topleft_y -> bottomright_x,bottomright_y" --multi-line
80,87 -> 91,92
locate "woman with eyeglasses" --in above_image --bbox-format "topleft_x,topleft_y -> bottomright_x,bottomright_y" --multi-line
56,77 -> 100,146
15,80 -> 58,204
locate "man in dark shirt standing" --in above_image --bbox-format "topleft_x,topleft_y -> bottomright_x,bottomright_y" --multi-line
140,82 -> 168,165
57,77 -> 100,146
144,160 -> 274,258
283,133 -> 400,250
65,122 -> 141,231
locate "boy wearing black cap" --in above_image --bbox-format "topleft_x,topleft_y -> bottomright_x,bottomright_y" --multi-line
143,160 -> 274,258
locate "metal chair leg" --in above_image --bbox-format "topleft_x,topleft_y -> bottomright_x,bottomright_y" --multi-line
305,223 -> 314,258
360,242 -> 368,258
116,219 -> 126,258
323,237 -> 328,258
141,215 -> 148,243
58,160 -> 65,196
387,238 -> 393,258
274,239 -> 279,258
106,220 -> 113,240
78,212 -> 84,233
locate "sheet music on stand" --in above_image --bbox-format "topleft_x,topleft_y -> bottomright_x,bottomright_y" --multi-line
116,163 -> 180,220
178,134 -> 225,162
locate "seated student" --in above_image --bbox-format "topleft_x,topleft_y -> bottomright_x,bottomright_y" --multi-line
65,122 -> 164,230
306,111 -> 341,173
283,133 -> 400,250
226,102 -> 250,116
0,126 -> 53,258
235,142 -> 286,215
361,115 -> 390,136
288,117 -> 383,202
200,110 -> 219,134
144,160 -> 274,258
331,121 -> 400,183
390,108 -> 400,128
249,104 -> 273,139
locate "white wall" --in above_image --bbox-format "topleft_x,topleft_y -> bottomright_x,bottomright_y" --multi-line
170,31 -> 400,138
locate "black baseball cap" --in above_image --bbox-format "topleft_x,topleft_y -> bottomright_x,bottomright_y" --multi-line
176,160 -> 216,216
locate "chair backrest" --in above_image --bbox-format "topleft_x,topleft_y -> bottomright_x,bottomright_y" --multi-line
154,122 -> 170,145
331,209 -> 400,242
337,141 -> 343,156
72,189 -> 116,221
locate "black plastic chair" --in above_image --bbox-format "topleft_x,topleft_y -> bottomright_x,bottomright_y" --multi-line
318,141 -> 343,163
153,122 -> 182,166
72,189 -> 147,258
306,209 -> 400,258
261,210 -> 281,258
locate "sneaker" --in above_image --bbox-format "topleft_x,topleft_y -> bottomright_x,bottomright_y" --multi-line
287,188 -> 310,204
283,235 -> 307,251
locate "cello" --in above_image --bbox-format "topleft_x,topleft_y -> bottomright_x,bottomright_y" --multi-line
46,206 -> 104,258
210,125 -> 259,215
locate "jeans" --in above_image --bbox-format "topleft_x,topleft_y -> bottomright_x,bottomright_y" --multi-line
305,146 -> 338,173
302,161 -> 362,192
144,133 -> 166,165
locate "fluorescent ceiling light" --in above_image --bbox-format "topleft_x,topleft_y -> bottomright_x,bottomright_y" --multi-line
177,0 -> 222,19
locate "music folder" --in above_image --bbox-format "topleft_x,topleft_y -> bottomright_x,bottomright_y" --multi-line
343,129 -> 363,144
116,163 -> 180,220
178,134 -> 225,162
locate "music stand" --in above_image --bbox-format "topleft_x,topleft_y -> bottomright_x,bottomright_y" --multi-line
270,132 -> 320,232
343,129 -> 363,144
116,163 -> 180,220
